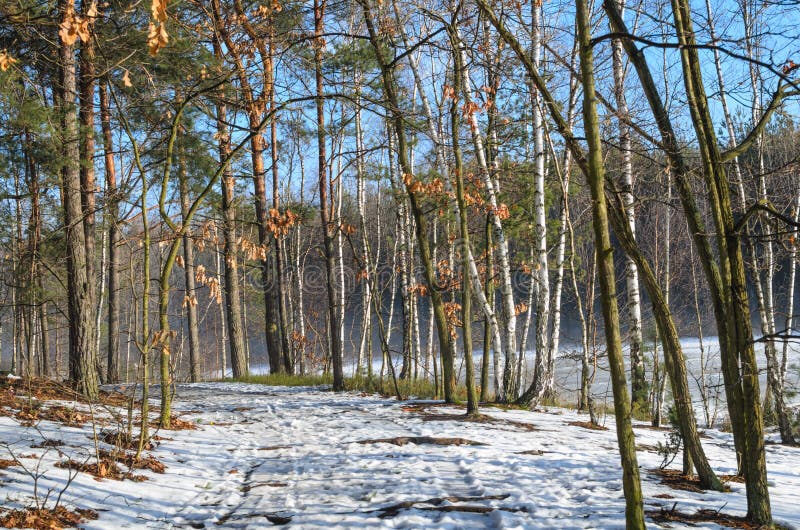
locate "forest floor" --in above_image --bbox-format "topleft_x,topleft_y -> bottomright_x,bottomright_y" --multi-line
1,378 -> 799,529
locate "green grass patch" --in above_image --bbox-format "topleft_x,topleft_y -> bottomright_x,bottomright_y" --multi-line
222,372 -> 476,401
344,375 -> 442,400
346,375 -> 480,401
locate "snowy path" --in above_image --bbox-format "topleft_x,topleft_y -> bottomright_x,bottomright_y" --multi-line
2,383 -> 800,529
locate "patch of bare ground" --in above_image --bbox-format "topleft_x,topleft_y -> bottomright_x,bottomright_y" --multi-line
166,417 -> 198,430
647,505 -> 787,529
146,416 -> 197,430
372,494 -> 519,518
97,449 -> 166,473
31,438 -> 66,449
55,455 -> 149,482
15,404 -> 94,428
242,481 -> 288,493
357,436 -> 485,446
2,384 -> 123,428
0,459 -> 20,469
425,412 -> 537,431
517,449 -> 545,455
649,468 -> 731,493
100,429 -> 153,451
62,448 -> 166,479
400,403 -> 537,431
0,377 -> 130,407
215,511 -> 292,526
0,507 -> 98,530
567,420 -> 608,431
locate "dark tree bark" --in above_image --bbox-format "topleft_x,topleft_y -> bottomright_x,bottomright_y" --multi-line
602,1 -> 772,521
78,0 -> 97,378
214,78 -> 248,380
178,154 -> 201,382
315,0 -> 344,391
269,28 -> 293,374
607,191 -> 723,491
449,27 -> 479,415
60,0 -> 99,399
575,0 -> 645,524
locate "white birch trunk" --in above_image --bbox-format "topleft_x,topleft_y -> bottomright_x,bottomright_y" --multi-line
610,0 -> 645,409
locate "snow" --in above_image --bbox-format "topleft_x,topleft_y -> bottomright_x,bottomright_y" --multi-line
1,383 -> 799,529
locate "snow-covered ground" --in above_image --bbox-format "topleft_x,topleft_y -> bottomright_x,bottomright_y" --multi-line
1,382 -> 799,529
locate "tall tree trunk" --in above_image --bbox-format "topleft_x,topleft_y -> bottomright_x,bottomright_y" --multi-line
608,191 -> 724,491
783,190 -> 800,392
575,0 -> 645,523
482,218 -> 493,401
474,1 -> 646,523
294,146 -> 307,375
654,0 -> 771,519
79,0 -> 96,328
610,0 -> 646,413
178,154 -> 201,382
217,0 -> 286,375
690,228 -> 714,428
217,97 -> 248,379
94,227 -> 107,382
525,0 -> 552,406
332,124 -> 348,375
452,30 -> 518,401
592,1 -> 773,520
315,0 -> 344,391
254,130 -> 283,374
398,198 -> 412,379
743,0 -> 792,445
355,82 -> 372,377
136,118 -> 152,450
575,239 -> 593,412
60,0 -> 98,399
651,171 -> 671,427
269,28 -> 293,374
449,33 -> 479,415
39,302 -> 50,377
545,132 -> 572,405
23,128 -> 42,377
99,80 -> 120,383
542,47 -> 580,405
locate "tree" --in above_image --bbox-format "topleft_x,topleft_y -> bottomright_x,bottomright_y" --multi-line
59,0 -> 99,399
315,0 -> 344,391
358,0 -> 459,402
